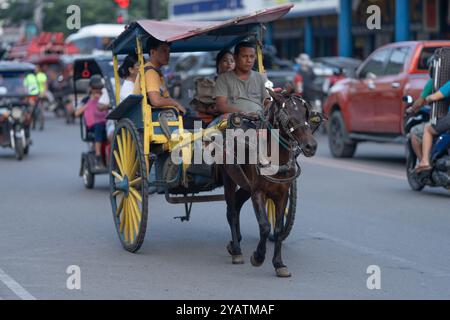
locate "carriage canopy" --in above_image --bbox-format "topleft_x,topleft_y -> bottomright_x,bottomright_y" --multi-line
109,4 -> 293,55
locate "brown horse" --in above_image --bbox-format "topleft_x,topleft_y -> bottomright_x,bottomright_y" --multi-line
220,89 -> 321,277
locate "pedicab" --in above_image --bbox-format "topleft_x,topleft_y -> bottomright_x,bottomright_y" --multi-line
107,4 -> 300,252
73,55 -> 121,188
0,61 -> 35,160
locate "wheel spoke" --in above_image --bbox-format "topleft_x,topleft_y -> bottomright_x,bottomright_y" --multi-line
116,196 -> 124,217
111,170 -> 123,181
117,133 -> 125,173
124,200 -> 130,243
129,187 -> 142,203
113,150 -> 125,176
267,198 -> 276,227
119,199 -> 126,234
129,193 -> 142,224
128,136 -> 136,177
129,177 -> 142,187
129,159 -> 139,180
127,200 -> 135,243
128,199 -> 139,242
121,128 -> 129,174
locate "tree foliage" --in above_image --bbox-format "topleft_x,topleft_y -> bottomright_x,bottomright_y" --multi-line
0,0 -> 167,36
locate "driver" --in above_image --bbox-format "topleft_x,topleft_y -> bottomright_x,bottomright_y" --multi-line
214,41 -> 271,115
415,80 -> 450,173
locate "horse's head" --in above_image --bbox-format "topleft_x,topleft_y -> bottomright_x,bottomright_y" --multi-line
267,88 -> 324,157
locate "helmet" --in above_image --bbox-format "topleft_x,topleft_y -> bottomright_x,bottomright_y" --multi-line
89,75 -> 104,90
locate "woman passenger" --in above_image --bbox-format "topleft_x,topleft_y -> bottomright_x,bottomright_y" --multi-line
106,54 -> 139,142
216,49 -> 235,76
193,50 -> 235,126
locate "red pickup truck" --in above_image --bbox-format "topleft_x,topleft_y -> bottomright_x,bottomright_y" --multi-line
324,41 -> 450,158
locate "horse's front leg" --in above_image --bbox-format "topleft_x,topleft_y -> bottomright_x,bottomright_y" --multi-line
223,170 -> 244,264
273,192 -> 291,277
250,191 -> 270,267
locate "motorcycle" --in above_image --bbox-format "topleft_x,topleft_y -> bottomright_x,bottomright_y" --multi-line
0,62 -> 36,160
404,95 -> 450,191
0,98 -> 32,160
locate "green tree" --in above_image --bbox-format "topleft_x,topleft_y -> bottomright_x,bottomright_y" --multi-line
0,0 -> 168,36
0,0 -> 34,24
44,0 -> 117,34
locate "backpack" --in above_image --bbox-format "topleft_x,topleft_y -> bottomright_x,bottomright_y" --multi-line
189,77 -> 219,117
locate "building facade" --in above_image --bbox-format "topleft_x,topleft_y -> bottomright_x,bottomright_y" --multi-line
168,0 -> 450,60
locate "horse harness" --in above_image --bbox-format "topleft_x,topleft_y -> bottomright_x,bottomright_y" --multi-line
225,95 -> 323,186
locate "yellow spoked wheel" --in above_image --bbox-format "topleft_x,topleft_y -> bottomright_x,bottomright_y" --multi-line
267,180 -> 297,242
110,119 -> 148,253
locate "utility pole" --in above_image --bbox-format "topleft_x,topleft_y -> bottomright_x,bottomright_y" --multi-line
148,0 -> 160,19
33,0 -> 44,32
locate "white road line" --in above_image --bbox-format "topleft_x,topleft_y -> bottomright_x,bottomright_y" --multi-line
302,156 -> 407,181
0,268 -> 36,300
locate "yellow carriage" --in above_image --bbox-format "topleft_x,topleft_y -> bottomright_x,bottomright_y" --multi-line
107,4 -> 297,252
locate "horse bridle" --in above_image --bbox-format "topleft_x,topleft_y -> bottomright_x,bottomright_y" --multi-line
255,94 -> 325,184
269,95 -> 324,155
227,94 -> 325,185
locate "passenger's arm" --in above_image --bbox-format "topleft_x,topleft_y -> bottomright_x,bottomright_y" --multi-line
215,96 -> 240,114
97,103 -> 109,111
147,91 -> 186,114
425,91 -> 445,104
407,97 -> 426,114
74,104 -> 87,117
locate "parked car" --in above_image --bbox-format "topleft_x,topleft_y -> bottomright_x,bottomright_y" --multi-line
295,56 -> 361,113
323,40 -> 450,158
315,56 -> 362,94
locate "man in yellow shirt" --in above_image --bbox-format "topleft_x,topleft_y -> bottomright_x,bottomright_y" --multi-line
133,37 -> 186,114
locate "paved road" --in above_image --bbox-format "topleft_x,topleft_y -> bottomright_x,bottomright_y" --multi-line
0,115 -> 449,300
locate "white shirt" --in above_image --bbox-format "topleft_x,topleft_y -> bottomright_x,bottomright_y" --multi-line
120,79 -> 135,103
98,88 -> 110,106
98,78 -> 116,106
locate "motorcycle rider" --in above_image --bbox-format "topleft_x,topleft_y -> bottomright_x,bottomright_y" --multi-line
405,56 -> 435,161
415,80 -> 450,173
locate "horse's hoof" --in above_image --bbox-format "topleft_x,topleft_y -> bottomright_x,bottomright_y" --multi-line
276,267 -> 291,278
250,253 -> 264,267
226,242 -> 233,256
232,255 -> 244,264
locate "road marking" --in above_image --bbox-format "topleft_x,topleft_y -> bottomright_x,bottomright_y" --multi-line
302,156 -> 407,181
0,268 -> 36,300
308,232 -> 450,278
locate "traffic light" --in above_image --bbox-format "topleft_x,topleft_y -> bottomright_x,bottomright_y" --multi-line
114,0 -> 129,24
114,0 -> 129,9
